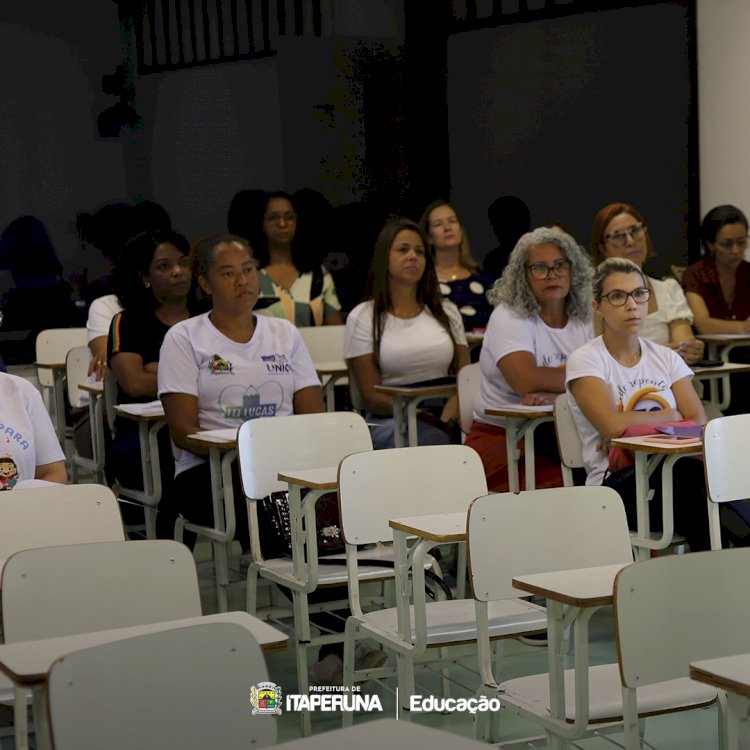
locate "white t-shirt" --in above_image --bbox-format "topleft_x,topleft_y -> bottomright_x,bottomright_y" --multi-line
0,373 -> 65,489
473,304 -> 594,426
158,313 -> 321,476
565,336 -> 693,486
344,301 -> 467,385
86,294 -> 122,342
641,276 -> 694,346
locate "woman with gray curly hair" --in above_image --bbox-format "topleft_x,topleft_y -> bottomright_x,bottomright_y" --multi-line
466,226 -> 594,491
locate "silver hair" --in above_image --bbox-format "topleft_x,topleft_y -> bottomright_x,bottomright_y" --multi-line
592,257 -> 647,301
487,227 -> 593,320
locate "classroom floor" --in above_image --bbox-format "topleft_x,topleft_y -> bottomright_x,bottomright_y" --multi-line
203,552 -> 721,749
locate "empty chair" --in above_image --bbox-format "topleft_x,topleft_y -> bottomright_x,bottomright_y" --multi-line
298,325 -> 347,411
65,345 -> 106,483
553,392 -> 584,487
468,486 -> 713,746
337,445 -> 548,722
47,619 -> 276,750
703,413 -> 750,550
614,550 -> 750,748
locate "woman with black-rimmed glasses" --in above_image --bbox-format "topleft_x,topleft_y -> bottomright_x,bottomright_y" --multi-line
591,202 -> 704,366
466,226 -> 593,492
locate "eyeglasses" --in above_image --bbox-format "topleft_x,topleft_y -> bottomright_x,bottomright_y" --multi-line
264,211 -> 297,224
714,236 -> 749,251
604,224 -> 646,248
526,259 -> 571,280
601,287 -> 651,306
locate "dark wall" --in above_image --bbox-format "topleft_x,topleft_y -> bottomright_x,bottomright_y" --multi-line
447,3 -> 690,277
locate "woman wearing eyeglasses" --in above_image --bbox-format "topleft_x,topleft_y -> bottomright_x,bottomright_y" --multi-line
566,257 -> 718,550
255,191 -> 343,326
466,227 -> 593,491
682,205 -> 750,335
591,203 -> 704,365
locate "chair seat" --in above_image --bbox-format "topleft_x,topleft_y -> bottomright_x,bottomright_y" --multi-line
498,663 -> 717,723
256,546 -> 436,587
361,598 -> 546,646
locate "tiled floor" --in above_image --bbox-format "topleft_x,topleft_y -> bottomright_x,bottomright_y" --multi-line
203,551 -> 722,749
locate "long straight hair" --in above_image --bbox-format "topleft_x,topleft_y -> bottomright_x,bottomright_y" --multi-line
364,217 -> 457,367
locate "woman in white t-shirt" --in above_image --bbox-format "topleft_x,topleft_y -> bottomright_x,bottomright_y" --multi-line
467,226 -> 594,491
345,218 -> 469,449
590,202 -> 704,364
157,233 -> 324,545
566,257 -> 730,551
0,372 -> 66,489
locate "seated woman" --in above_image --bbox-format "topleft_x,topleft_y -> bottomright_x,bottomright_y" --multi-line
255,191 -> 343,326
0,371 -> 66,489
683,205 -> 750,413
466,226 -> 593,491
156,233 -> 324,547
591,203 -> 704,364
567,257 -> 727,551
345,218 -> 468,450
683,205 -> 750,334
107,229 -> 200,505
419,199 -> 494,332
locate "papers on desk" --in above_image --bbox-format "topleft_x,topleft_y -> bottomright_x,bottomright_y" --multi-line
116,401 -> 165,417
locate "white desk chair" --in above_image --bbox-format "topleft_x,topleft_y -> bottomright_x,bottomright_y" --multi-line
0,484 -> 124,749
337,445 -> 548,723
34,327 -> 87,444
553,393 -> 584,487
298,325 -> 347,411
47,619 -> 275,750
703,413 -> 750,550
458,362 -> 481,439
239,411 -> 399,734
614,550 -> 750,749
468,486 -> 712,747
65,346 -> 106,483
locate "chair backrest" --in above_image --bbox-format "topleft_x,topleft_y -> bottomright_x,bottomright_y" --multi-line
338,445 -> 488,545
298,324 -> 345,364
553,393 -> 584,485
468,486 -> 633,601
0,484 -> 124,560
614,548 -> 750,688
237,411 -> 373,498
458,362 -> 481,435
47,618 -> 276,750
703,414 -> 750,549
35,327 -> 87,387
1,539 -> 201,642
65,345 -> 93,409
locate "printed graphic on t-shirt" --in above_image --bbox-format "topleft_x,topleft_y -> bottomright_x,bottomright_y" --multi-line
261,354 -> 291,373
218,381 -> 285,420
208,354 -> 234,374
616,378 -> 670,412
541,352 -> 567,367
0,455 -> 19,490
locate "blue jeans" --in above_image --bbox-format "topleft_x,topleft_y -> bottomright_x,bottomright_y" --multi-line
365,413 -> 454,450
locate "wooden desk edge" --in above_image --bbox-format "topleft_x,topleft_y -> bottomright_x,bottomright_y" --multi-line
374,384 -> 456,397
484,407 -> 553,419
608,438 -> 703,455
276,472 -> 337,491
388,519 -> 466,543
511,578 -> 613,608
186,435 -> 236,451
689,665 -> 750,699
116,409 -> 167,424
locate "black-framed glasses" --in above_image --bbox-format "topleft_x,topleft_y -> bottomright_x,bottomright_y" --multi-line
526,259 -> 571,280
601,287 -> 651,306
264,211 -> 297,224
714,236 -> 749,251
604,224 -> 646,248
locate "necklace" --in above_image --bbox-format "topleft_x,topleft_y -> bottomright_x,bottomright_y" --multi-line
391,306 -> 423,319
612,345 -> 642,366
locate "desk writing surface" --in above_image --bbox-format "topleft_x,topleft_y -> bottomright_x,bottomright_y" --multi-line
313,360 -> 347,374
186,428 -> 238,450
609,435 -> 703,456
389,512 -> 466,543
512,563 -> 630,607
692,362 -> 750,376
277,466 -> 338,490
115,401 -> 165,420
374,383 -> 457,397
0,612 -> 288,685
79,382 -> 104,395
484,404 -> 553,419
690,654 -> 750,698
